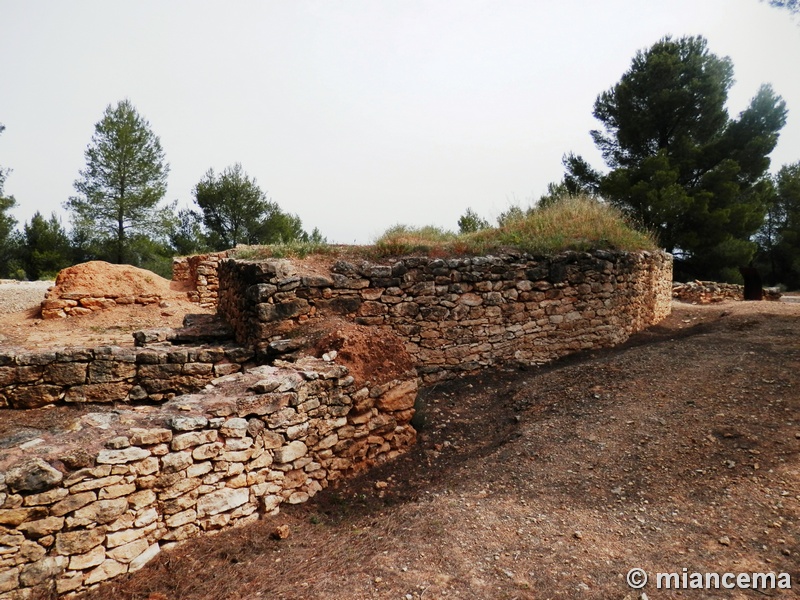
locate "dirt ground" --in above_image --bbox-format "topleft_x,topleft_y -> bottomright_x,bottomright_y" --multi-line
21,299 -> 781,600
0,279 -> 212,351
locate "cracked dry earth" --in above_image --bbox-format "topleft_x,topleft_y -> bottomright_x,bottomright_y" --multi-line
36,300 -> 800,600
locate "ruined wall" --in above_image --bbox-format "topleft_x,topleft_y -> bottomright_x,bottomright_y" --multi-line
0,344 -> 252,410
217,250 -> 673,382
172,252 -> 229,308
672,280 -> 782,304
0,358 -> 416,598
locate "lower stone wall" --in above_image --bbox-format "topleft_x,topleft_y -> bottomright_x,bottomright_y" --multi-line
172,252 -> 228,308
0,358 -> 417,598
217,250 -> 673,382
672,281 -> 782,303
0,344 -> 252,409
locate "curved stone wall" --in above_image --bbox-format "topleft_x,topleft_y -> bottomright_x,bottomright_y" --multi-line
217,250 -> 673,382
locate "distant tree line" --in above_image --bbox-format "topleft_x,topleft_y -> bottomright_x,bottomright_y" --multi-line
0,101 -> 322,280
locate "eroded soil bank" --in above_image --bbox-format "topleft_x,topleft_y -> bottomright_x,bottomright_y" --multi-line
68,300 -> 800,600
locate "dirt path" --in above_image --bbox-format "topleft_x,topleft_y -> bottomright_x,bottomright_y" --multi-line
67,300 -> 797,600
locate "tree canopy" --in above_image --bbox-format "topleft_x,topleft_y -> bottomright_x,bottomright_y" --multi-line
193,163 -> 307,251
0,122 -> 20,278
755,162 -> 800,287
562,35 -> 787,281
66,99 -> 171,265
20,212 -> 72,280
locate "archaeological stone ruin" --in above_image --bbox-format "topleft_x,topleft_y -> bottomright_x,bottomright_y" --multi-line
0,248 -> 672,597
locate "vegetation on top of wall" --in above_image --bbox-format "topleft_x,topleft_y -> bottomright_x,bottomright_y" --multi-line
229,239 -> 336,260
227,196 -> 656,262
374,196 -> 657,258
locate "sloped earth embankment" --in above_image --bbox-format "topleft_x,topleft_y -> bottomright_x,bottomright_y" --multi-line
54,301 -> 800,599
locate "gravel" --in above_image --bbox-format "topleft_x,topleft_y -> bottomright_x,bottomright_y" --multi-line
0,280 -> 53,315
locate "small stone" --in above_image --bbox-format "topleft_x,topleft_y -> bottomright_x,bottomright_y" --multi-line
375,481 -> 388,489
272,524 -> 291,540
573,531 -> 583,540
68,544 -> 106,570
105,436 -> 131,449
84,558 -> 127,585
129,542 -> 160,572
274,441 -> 307,464
718,535 -> 731,546
169,415 -> 209,431
96,447 -> 151,465
5,458 -> 63,492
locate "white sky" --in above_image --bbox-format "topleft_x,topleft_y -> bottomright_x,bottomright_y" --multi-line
1,0 -> 798,244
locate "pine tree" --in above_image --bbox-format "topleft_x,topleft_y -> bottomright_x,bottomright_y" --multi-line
66,100 -> 171,264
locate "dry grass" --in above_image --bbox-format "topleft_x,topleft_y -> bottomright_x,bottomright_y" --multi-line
374,196 -> 657,258
228,196 -> 657,263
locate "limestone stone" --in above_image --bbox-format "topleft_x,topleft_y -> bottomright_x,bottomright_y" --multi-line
16,516 -> 64,538
19,555 -> 67,587
105,527 -> 145,548
56,573 -> 84,594
5,458 -> 63,493
196,488 -> 249,517
260,431 -> 284,450
129,542 -> 160,572
0,507 -> 47,526
84,558 -> 127,585
68,544 -> 106,570
192,442 -> 223,460
7,385 -> 62,409
134,507 -> 158,528
161,451 -> 194,473
273,440 -> 307,464
131,456 -> 160,476
55,527 -> 106,555
220,417 -> 248,438
376,380 -> 418,412
169,415 -> 209,431
0,566 -> 19,594
99,482 -> 137,499
127,489 -> 156,511
165,509 -> 197,528
106,538 -> 149,564
129,428 -> 172,445
73,498 -> 128,524
22,487 -> 69,507
171,429 -> 217,451
69,475 -> 123,493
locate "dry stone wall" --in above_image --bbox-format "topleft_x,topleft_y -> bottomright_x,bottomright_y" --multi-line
172,252 -> 229,308
41,293 -> 165,320
0,358 -> 416,598
672,280 -> 782,303
217,250 -> 673,382
0,344 -> 252,410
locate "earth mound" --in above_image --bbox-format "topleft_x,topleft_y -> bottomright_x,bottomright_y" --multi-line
40,261 -> 190,319
313,321 -> 415,387
49,260 -> 176,299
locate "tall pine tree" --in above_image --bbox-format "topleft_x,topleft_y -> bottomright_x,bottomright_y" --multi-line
66,100 -> 171,265
563,36 -> 787,281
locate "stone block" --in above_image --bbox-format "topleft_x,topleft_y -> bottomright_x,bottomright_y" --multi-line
96,447 -> 151,465
196,488 -> 249,517
5,458 -> 63,493
55,527 -> 106,555
129,427 -> 172,445
7,384 -> 62,409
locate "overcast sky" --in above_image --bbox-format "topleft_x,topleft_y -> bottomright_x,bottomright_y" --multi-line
1,1 -> 798,244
